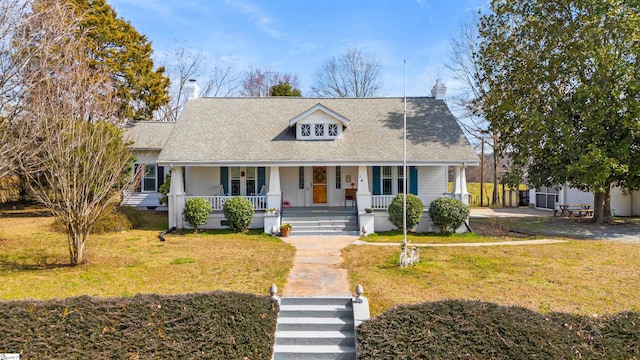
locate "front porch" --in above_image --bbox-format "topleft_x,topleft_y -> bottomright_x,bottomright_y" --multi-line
166,164 -> 470,233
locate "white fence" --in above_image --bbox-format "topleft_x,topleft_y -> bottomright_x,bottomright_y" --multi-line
188,195 -> 267,211
370,194 -> 452,210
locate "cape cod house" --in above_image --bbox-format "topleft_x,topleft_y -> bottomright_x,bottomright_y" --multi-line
124,81 -> 479,235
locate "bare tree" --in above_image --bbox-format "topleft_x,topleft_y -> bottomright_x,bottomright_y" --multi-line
311,47 -> 383,98
155,44 -> 241,121
0,0 -> 35,178
240,66 -> 300,97
11,0 -> 132,265
446,16 -> 501,205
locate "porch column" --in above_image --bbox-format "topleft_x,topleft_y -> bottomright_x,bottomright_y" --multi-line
267,166 -> 282,210
169,166 -> 185,229
356,165 -> 371,211
452,166 -> 470,205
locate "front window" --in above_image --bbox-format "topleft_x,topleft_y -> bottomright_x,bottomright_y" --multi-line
246,167 -> 256,195
231,167 -> 241,196
142,165 -> 156,192
382,166 -> 393,195
397,166 -> 404,194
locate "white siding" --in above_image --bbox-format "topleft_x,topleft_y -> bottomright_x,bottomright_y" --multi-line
418,166 -> 447,200
564,187 -> 593,205
187,167 -> 219,195
633,191 -> 640,216
610,186 -> 632,217
281,167 -> 301,207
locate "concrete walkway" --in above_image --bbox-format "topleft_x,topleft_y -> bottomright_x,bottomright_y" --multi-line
280,236 -> 357,297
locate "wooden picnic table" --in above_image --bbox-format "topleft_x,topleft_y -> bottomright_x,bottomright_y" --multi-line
555,203 -> 593,217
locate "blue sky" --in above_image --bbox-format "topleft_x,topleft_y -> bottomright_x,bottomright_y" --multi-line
108,0 -> 486,97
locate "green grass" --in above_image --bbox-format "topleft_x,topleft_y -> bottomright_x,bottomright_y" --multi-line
344,239 -> 640,317
0,215 -> 295,300
361,230 -> 530,244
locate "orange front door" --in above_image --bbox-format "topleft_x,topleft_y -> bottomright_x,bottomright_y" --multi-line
312,166 -> 327,204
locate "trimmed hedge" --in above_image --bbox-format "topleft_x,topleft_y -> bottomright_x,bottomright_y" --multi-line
388,194 -> 424,231
223,196 -> 255,232
429,197 -> 469,233
357,300 -> 640,359
0,292 -> 278,359
184,197 -> 211,232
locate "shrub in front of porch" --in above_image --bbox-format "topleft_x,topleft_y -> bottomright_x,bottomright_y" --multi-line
184,197 -> 211,232
223,196 -> 255,232
388,194 -> 424,231
429,197 -> 469,233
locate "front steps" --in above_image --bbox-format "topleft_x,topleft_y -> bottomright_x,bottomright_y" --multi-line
273,297 -> 356,360
281,207 -> 358,236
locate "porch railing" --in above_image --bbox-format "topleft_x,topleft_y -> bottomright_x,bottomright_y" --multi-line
371,194 -> 453,210
188,195 -> 267,211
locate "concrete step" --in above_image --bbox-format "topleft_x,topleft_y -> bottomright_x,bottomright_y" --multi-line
275,331 -> 354,346
280,297 -> 352,306
273,345 -> 356,360
277,317 -> 354,332
273,297 -> 357,359
279,304 -> 353,319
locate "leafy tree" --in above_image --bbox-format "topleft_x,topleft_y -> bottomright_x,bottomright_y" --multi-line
240,67 -> 299,97
388,194 -> 424,231
476,0 -> 640,223
183,197 -> 211,232
10,0 -> 133,266
70,0 -> 170,121
428,197 -> 469,234
311,47 -> 383,98
269,81 -> 302,97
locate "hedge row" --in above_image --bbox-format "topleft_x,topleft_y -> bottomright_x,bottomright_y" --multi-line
0,292 -> 278,360
357,300 -> 640,359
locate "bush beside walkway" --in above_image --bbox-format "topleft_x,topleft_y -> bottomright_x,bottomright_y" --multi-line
0,292 -> 278,359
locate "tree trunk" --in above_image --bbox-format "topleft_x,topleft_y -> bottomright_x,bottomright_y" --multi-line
492,149 -> 499,205
592,187 -> 612,224
68,226 -> 86,266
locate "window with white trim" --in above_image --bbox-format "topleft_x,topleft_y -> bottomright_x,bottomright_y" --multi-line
382,166 -> 393,195
301,124 -> 311,137
296,122 -> 342,140
328,124 -> 338,137
380,166 -> 407,195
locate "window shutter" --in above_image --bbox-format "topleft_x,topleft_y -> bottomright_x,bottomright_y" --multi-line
409,166 -> 418,195
372,166 -> 381,195
220,167 -> 229,195
257,167 -> 266,193
157,166 -> 165,191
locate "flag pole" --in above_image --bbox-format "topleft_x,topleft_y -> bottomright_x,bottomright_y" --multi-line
403,60 -> 407,247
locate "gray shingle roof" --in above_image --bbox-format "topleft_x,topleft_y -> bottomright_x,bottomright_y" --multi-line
124,121 -> 175,150
157,97 -> 479,165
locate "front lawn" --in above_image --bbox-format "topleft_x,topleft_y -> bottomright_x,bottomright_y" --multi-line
344,239 -> 640,317
360,230 -> 535,244
0,215 -> 295,300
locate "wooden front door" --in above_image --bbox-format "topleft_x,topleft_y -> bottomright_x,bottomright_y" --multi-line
312,166 -> 327,204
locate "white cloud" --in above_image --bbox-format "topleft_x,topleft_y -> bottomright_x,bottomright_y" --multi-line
221,0 -> 283,40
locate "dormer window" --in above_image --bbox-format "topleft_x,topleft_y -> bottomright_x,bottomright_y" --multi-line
301,124 -> 311,137
328,124 -> 338,137
289,103 -> 350,141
